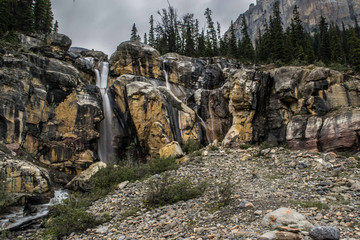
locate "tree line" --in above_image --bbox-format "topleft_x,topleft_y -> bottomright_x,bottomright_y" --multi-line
0,0 -> 55,37
131,2 -> 360,71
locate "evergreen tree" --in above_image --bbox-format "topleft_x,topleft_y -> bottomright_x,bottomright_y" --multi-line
304,33 -> 316,63
329,23 -> 344,63
53,20 -> 58,33
130,23 -> 140,41
228,20 -> 237,59
290,5 -> 305,60
34,0 -> 53,34
268,1 -> 285,62
204,8 -> 217,55
144,33 -> 147,44
197,29 -> 206,57
348,26 -> 360,71
156,4 -> 179,53
0,0 -> 11,36
341,23 -> 350,63
148,15 -> 155,47
318,16 -> 331,64
241,15 -> 255,62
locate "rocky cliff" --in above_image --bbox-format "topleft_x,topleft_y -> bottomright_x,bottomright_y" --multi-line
1,36 -> 360,202
226,0 -> 360,41
0,33 -> 108,201
108,41 -> 360,158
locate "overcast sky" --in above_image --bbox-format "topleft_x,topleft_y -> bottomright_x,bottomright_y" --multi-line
51,0 -> 256,56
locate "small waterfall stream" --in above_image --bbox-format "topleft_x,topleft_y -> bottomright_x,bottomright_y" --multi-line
162,60 -> 171,90
96,62 -> 114,163
0,190 -> 69,231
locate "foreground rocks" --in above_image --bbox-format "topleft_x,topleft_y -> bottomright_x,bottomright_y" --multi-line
12,146 -> 359,239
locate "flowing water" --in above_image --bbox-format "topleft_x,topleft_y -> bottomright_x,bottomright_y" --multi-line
0,190 -> 69,231
96,62 -> 114,163
162,61 -> 171,90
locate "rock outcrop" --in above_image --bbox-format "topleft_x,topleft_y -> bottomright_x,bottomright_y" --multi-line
0,33 -> 104,182
227,0 -> 360,43
108,41 -> 360,156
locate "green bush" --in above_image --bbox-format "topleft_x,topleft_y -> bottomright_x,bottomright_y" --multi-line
89,156 -> 178,199
239,144 -> 252,150
43,196 -> 100,239
181,139 -> 203,154
209,145 -> 219,151
145,174 -> 207,207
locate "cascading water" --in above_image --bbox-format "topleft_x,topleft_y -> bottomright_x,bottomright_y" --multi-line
0,190 -> 69,231
96,62 -> 114,163
162,60 -> 171,90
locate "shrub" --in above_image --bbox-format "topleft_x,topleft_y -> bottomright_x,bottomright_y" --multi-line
181,139 -> 203,154
89,156 -> 178,199
145,174 -> 207,207
217,177 -> 234,206
239,144 -> 252,150
43,195 -> 101,239
209,145 -> 219,151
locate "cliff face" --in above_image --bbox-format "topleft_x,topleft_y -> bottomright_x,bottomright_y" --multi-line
227,0 -> 360,41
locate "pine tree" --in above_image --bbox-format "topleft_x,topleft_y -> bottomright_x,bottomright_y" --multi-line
355,17 -> 360,38
269,1 -> 285,62
228,20 -> 237,59
304,33 -> 315,63
53,20 -> 58,33
204,8 -> 217,55
241,15 -> 255,62
144,33 -> 147,44
329,23 -> 344,63
148,15 -> 155,47
156,4 -> 179,53
341,23 -> 350,63
130,23 -> 140,41
318,16 -> 331,64
197,30 -> 206,57
17,0 -> 34,33
0,0 -> 11,36
34,0 -> 53,34
348,26 -> 360,71
290,5 -> 305,60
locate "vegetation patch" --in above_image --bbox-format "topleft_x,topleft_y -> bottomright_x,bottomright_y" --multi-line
89,156 -> 178,199
145,174 -> 207,207
181,139 -> 203,154
43,195 -> 102,239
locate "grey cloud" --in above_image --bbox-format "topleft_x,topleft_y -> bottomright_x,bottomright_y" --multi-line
51,0 -> 255,55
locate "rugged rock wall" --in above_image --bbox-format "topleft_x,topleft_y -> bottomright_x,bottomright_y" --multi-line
1,36 -> 360,196
108,41 -> 360,156
0,33 -> 105,189
226,0 -> 360,42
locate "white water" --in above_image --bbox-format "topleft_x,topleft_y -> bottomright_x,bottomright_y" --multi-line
197,115 -> 211,144
162,61 -> 171,90
0,190 -> 69,231
96,62 -> 114,163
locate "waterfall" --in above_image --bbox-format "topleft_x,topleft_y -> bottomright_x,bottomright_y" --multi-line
95,62 -> 114,163
162,60 -> 171,90
197,115 -> 211,144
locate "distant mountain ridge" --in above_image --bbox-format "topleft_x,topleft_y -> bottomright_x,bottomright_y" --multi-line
226,0 -> 360,41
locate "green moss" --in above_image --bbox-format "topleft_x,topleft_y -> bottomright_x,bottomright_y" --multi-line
288,200 -> 329,210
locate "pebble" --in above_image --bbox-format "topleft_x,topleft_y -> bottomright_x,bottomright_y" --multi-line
9,147 -> 360,240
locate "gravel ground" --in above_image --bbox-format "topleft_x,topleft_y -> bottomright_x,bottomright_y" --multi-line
11,146 -> 360,239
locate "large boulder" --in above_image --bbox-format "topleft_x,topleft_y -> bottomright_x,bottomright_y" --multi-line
262,207 -> 313,231
0,155 -> 50,194
47,33 -> 72,52
66,161 -> 106,191
109,41 -> 162,86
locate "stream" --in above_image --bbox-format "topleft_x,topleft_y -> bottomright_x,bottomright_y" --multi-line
0,189 -> 69,231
